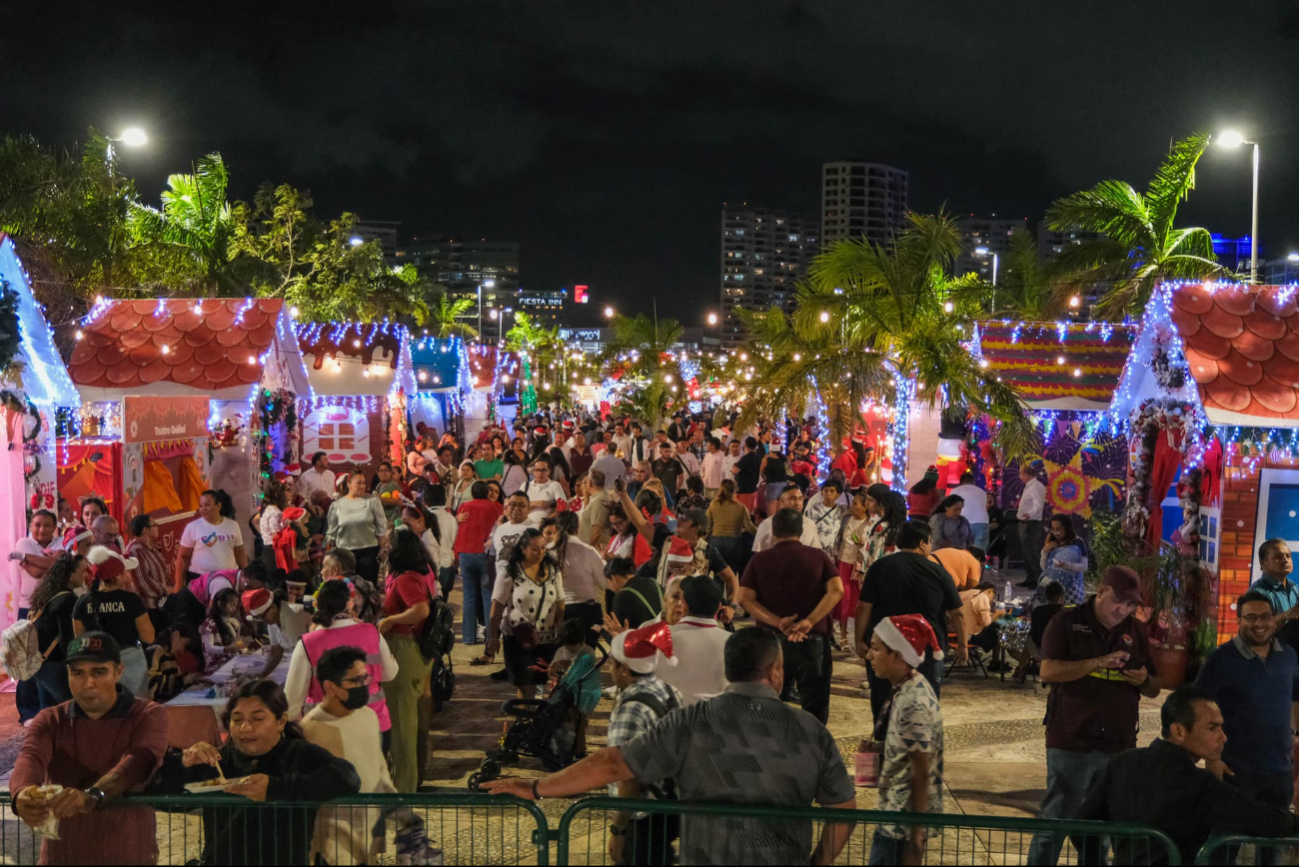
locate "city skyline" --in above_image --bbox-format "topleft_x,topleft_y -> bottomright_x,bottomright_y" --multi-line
7,1 -> 1298,322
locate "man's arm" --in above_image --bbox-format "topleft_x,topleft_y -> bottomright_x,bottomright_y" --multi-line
47,701 -> 172,819
617,487 -> 657,544
946,608 -> 969,667
736,586 -> 789,632
481,746 -> 634,799
811,799 -> 858,866
789,576 -> 845,641
853,600 -> 874,658
904,752 -> 933,860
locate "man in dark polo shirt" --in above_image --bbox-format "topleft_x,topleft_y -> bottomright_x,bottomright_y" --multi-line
11,632 -> 171,865
854,520 -> 967,723
737,508 -> 844,723
1027,566 -> 1161,866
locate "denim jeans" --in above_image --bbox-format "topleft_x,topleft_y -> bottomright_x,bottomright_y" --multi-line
970,522 -> 990,552
868,832 -> 908,865
33,658 -> 71,709
459,553 -> 493,644
1027,748 -> 1112,865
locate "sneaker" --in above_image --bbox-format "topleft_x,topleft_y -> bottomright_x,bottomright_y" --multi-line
476,626 -> 486,641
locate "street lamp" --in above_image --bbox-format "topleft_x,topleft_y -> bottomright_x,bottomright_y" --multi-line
973,247 -> 999,286
104,127 -> 147,172
477,279 -> 497,339
1216,130 -> 1261,283
603,306 -> 615,319
707,312 -> 718,325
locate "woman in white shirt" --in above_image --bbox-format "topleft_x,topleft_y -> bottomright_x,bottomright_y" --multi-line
175,489 -> 248,587
325,470 -> 390,585
540,511 -> 605,647
449,461 -> 477,513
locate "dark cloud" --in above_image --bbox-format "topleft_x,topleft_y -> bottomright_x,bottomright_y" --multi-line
4,0 -> 1298,316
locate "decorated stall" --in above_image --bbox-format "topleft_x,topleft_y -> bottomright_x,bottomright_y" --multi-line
295,320 -> 417,480
0,234 -> 81,634
409,335 -> 472,444
974,321 -> 1138,528
65,298 -> 312,527
1110,281 -> 1299,655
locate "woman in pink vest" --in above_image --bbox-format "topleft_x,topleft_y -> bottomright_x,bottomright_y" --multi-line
284,579 -> 399,749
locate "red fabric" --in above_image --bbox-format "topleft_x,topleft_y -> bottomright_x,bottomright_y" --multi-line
836,559 -> 860,626
633,534 -> 653,568
908,489 -> 941,519
1146,432 -> 1184,551
384,570 -> 430,635
272,525 -> 298,572
453,499 -> 504,555
1200,436 -> 1225,508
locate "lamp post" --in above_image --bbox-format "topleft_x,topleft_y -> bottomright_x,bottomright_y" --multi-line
477,278 -> 496,342
974,246 -> 999,310
1215,130 -> 1260,284
104,127 -> 147,175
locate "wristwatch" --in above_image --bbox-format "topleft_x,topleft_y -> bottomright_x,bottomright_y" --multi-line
83,787 -> 105,809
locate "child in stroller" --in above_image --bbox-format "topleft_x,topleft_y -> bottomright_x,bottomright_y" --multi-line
468,622 -> 605,790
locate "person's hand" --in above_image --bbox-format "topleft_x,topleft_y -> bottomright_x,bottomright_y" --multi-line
479,777 -> 535,798
14,787 -> 51,828
7,551 -> 23,561
377,617 -> 394,635
717,603 -> 734,626
225,773 -> 270,802
603,612 -> 630,637
855,639 -> 870,661
1205,758 -> 1233,780
1095,650 -> 1130,671
609,831 -> 626,863
182,742 -> 223,769
953,646 -> 970,667
48,788 -> 92,819
784,619 -> 813,642
1284,604 -> 1299,623
1118,666 -> 1148,687
776,614 -> 798,634
457,512 -> 469,524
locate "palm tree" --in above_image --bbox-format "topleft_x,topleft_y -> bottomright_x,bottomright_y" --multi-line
742,210 -> 1035,459
1046,132 -> 1222,319
504,312 -> 561,414
602,312 -> 687,427
128,153 -> 244,294
424,291 -> 478,340
991,227 -> 1072,320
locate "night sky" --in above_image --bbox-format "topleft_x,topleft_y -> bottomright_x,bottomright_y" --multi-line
7,1 -> 1299,321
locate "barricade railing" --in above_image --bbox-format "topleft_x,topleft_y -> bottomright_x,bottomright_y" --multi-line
1195,834 -> 1299,865
554,796 -> 1184,865
0,791 -> 551,866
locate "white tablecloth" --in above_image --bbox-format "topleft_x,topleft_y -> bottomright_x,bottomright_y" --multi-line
168,653 -> 292,709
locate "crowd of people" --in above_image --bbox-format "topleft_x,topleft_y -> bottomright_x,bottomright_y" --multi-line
9,405 -> 1299,865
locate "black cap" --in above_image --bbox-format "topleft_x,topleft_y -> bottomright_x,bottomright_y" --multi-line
64,631 -> 122,665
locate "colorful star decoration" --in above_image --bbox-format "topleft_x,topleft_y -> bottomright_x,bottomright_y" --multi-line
1033,439 -> 1124,519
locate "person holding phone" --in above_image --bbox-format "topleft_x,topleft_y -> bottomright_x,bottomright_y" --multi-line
1027,566 -> 1161,865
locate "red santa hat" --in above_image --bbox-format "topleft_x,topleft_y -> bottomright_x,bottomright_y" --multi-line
875,613 -> 944,668
283,506 -> 307,522
562,419 -> 575,430
59,526 -> 92,552
86,545 -> 139,583
242,588 -> 274,618
663,536 -> 695,575
282,463 -> 303,476
534,426 -> 549,437
612,621 -> 678,674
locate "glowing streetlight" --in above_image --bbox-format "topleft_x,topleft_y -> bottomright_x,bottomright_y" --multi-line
1289,253 -> 1299,262
604,306 -> 615,319
349,236 -> 364,247
819,310 -> 830,323
707,312 -> 718,325
118,128 -> 148,148
1215,130 -> 1260,283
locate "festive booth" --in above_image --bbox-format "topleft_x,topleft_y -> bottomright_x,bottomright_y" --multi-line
65,298 -> 312,528
0,234 -> 81,634
975,321 -> 1138,527
409,335 -> 472,444
1110,281 -> 1299,650
466,346 -> 521,430
295,321 -> 417,480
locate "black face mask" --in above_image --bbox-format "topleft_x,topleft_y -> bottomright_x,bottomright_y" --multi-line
342,684 -> 370,711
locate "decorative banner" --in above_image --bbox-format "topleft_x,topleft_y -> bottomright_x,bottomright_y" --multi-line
123,396 -> 211,444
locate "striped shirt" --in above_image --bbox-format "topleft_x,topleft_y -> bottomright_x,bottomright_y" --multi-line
126,539 -> 172,609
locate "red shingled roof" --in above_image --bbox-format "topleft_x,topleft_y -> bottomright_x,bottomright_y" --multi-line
1172,283 -> 1299,425
68,298 -> 287,397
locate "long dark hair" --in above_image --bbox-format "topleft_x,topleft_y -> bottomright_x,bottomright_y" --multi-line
882,491 -> 908,548
387,527 -> 433,575
160,621 -> 202,657
29,553 -> 84,612
545,446 -> 571,481
203,488 -> 237,521
505,527 -> 557,582
221,679 -> 304,742
1050,513 -> 1078,545
910,477 -> 937,496
931,495 -> 965,518
403,503 -> 440,546
208,587 -> 241,645
312,578 -> 353,627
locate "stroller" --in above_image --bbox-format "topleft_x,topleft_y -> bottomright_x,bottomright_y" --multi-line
468,642 -> 607,790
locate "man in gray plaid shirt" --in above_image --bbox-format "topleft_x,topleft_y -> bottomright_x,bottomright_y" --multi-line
484,627 -> 857,866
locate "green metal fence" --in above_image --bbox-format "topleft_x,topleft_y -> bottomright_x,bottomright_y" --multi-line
0,791 -> 551,866
1195,834 -> 1299,865
555,797 -> 1184,865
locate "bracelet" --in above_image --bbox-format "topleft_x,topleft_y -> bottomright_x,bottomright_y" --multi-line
531,779 -> 543,801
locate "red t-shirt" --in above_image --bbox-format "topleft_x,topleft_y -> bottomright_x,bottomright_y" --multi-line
453,498 -> 505,556
384,570 -> 431,635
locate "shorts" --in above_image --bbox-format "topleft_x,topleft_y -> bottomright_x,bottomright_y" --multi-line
502,634 -> 559,688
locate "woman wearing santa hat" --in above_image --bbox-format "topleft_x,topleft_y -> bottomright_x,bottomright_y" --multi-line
73,546 -> 156,697
864,614 -> 946,866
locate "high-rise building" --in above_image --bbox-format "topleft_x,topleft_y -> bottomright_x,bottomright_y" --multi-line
719,205 -> 820,348
955,216 -> 1026,280
1264,254 -> 1299,284
1037,222 -> 1103,264
350,220 -> 402,261
514,288 -> 566,328
397,235 -> 520,344
820,162 -> 909,248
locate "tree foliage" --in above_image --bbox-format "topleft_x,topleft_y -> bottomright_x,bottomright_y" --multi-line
1046,132 -> 1222,318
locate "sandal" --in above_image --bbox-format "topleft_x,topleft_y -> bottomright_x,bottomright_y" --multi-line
470,654 -> 496,666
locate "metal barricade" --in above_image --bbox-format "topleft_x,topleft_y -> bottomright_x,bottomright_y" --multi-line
1195,835 -> 1299,865
0,791 -> 551,866
554,796 -> 1184,865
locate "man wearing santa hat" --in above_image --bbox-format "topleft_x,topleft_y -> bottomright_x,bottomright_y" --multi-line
603,622 -> 685,865
865,613 -> 946,866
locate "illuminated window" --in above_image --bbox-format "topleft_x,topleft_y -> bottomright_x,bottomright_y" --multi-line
318,422 -> 355,452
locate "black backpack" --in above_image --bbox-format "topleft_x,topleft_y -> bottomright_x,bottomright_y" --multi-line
417,590 -> 455,661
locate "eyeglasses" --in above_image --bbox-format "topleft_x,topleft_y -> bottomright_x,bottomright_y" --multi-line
1239,614 -> 1274,623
